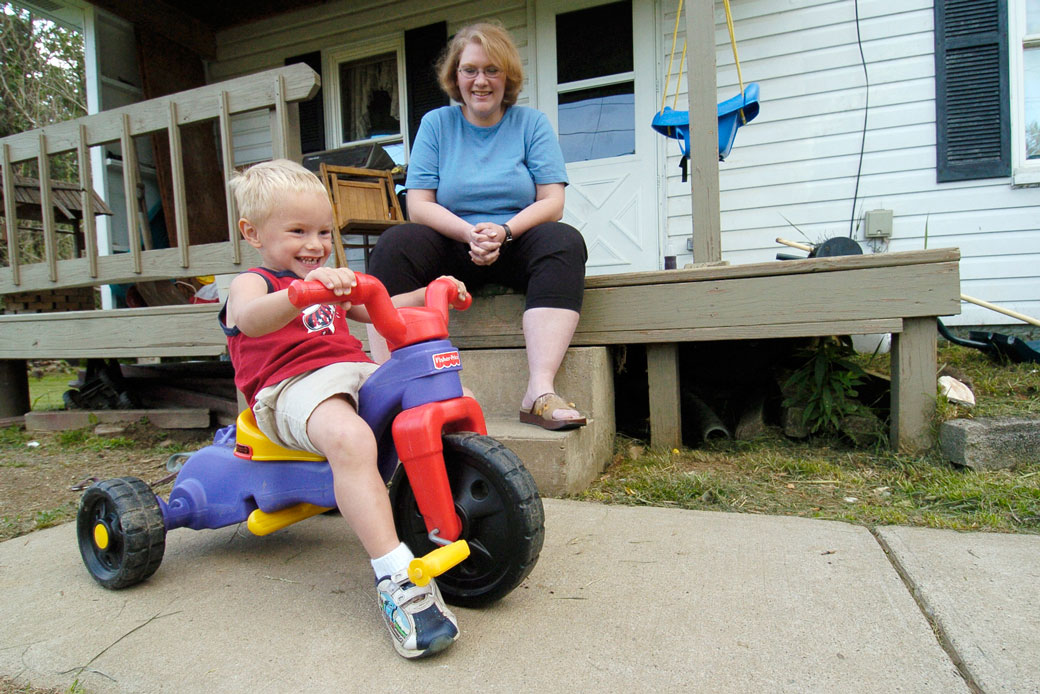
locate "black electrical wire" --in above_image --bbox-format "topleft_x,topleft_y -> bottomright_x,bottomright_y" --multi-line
850,0 -> 869,238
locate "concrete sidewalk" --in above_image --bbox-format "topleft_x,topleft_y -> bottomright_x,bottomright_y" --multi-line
1,499 -> 1037,693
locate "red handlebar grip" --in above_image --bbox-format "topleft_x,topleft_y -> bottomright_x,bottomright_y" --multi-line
287,280 -> 348,307
452,290 -> 473,311
424,278 -> 472,322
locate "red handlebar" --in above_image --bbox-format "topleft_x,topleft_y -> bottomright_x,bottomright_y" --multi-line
287,278 -> 357,307
425,277 -> 472,323
287,273 -> 469,350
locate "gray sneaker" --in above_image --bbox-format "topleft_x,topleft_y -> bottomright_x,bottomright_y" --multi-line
377,569 -> 459,658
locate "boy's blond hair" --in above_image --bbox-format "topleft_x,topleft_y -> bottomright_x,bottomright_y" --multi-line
229,159 -> 327,226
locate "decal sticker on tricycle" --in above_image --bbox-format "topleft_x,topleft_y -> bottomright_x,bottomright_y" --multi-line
432,351 -> 461,370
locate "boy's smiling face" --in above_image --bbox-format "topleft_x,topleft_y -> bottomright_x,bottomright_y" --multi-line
241,189 -> 334,277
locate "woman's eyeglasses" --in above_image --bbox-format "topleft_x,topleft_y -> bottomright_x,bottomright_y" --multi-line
458,65 -> 502,79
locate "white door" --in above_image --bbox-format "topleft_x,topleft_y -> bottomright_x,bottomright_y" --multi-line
536,0 -> 660,275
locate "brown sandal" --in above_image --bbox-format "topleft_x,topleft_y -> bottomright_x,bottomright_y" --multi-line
519,393 -> 587,431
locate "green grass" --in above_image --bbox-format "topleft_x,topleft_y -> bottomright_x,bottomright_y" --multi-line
578,436 -> 1040,532
575,343 -> 1040,533
32,505 -> 72,531
28,369 -> 76,411
0,676 -> 86,694
0,426 -> 29,446
56,427 -> 137,450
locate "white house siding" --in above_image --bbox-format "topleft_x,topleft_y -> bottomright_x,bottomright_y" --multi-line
659,0 -> 1040,326
207,0 -> 533,166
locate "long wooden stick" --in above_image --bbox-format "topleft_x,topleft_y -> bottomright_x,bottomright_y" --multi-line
960,294 -> 1040,327
776,237 -> 812,252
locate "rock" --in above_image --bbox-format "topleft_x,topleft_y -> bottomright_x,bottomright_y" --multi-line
782,406 -> 810,439
734,390 -> 767,440
938,375 -> 975,407
94,423 -> 127,437
839,412 -> 885,447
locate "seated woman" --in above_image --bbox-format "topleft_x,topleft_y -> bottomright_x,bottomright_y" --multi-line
368,21 -> 588,431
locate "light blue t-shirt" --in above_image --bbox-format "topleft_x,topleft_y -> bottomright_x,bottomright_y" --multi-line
405,105 -> 569,226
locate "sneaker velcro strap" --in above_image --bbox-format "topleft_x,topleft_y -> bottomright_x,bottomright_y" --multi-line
388,581 -> 431,606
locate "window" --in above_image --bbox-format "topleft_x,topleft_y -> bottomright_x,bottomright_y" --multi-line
554,1 -> 635,163
1027,0 -> 1040,157
324,41 -> 407,160
1012,0 -> 1040,181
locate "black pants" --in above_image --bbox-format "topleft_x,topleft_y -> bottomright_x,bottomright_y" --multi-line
368,221 -> 587,312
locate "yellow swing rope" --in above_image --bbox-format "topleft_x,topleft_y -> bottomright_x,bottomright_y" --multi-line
660,0 -> 684,114
660,0 -> 747,123
722,0 -> 747,124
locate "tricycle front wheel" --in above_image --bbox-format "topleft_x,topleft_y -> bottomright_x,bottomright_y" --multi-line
77,477 -> 166,589
390,433 -> 544,608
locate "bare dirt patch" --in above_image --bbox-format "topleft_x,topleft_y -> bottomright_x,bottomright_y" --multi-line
0,421 -> 212,543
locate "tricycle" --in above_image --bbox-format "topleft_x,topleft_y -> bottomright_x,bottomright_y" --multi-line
76,273 -> 545,607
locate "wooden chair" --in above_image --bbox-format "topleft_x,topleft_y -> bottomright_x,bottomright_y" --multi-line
319,164 -> 404,269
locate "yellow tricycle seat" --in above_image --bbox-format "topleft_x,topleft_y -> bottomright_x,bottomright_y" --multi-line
233,408 -> 325,462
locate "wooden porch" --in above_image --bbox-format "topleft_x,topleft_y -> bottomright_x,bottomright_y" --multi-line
0,63 -> 960,452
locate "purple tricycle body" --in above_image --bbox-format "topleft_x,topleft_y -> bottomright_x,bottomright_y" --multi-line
161,337 -> 464,532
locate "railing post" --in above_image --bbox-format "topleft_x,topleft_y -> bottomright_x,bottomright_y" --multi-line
77,124 -> 99,278
218,90 -> 242,264
37,133 -> 58,282
1,144 -> 20,286
168,101 -> 190,268
120,113 -> 143,274
270,73 -> 302,162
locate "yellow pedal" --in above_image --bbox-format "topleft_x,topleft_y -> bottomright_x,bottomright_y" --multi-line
408,540 -> 470,587
247,503 -> 332,536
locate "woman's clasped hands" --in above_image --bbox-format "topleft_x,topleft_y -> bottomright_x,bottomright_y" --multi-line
467,222 -> 507,266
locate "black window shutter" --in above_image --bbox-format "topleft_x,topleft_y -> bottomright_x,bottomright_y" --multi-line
934,0 -> 1010,182
285,52 -> 326,154
405,22 -> 449,148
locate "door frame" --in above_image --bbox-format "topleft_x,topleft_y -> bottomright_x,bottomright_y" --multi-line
533,0 -> 664,273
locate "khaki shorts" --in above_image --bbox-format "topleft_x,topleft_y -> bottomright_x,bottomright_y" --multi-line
253,361 -> 379,456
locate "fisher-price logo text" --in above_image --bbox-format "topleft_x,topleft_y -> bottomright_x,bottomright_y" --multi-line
433,351 -> 461,370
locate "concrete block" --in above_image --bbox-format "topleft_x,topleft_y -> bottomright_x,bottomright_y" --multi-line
486,419 -> 608,497
939,416 -> 1040,470
460,347 -> 615,496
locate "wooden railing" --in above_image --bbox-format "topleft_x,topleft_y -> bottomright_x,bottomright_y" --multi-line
0,64 -> 319,296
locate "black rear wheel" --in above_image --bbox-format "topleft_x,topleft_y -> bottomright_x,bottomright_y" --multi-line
77,477 -> 166,589
390,433 -> 544,608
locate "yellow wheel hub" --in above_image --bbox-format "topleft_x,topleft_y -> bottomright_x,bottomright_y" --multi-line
93,523 -> 110,550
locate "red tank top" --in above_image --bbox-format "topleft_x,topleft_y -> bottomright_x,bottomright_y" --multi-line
219,267 -> 372,406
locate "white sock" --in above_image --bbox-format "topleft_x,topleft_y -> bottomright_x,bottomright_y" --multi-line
371,542 -> 414,579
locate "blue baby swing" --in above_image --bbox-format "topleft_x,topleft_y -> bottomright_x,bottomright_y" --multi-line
651,0 -> 760,181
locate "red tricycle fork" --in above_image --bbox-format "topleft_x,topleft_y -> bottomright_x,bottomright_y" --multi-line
392,396 -> 487,542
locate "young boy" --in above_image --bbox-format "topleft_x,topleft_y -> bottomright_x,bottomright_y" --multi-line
221,159 -> 463,659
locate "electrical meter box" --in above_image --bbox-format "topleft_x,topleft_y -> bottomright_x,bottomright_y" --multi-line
864,209 -> 893,239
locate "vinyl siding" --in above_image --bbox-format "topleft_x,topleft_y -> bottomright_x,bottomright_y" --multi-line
659,0 -> 1039,326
